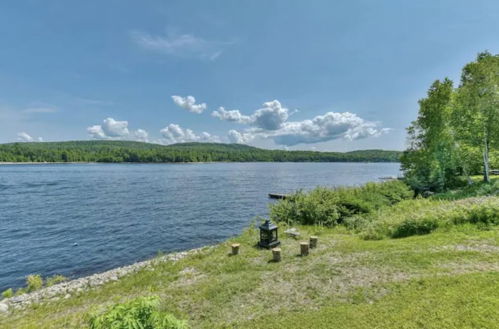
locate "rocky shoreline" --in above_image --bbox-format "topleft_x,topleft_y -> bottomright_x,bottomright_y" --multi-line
0,246 -> 210,313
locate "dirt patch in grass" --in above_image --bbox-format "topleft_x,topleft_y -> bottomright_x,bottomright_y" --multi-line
214,251 -> 418,326
440,261 -> 499,274
172,267 -> 206,288
433,243 -> 499,253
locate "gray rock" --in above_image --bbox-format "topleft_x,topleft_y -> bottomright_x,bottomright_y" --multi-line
0,302 -> 9,313
1,246 -> 210,312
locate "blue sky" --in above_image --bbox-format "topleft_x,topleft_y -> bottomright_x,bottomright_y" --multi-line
0,0 -> 498,151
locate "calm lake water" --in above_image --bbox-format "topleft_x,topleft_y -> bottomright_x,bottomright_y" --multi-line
0,162 -> 400,291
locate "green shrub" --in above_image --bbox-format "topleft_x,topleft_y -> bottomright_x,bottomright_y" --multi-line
88,296 -> 188,329
343,215 -> 370,231
2,288 -> 13,299
360,197 -> 499,240
3,274 -> 68,298
46,275 -> 68,287
26,274 -> 43,292
270,180 -> 413,226
391,217 -> 440,238
454,200 -> 499,226
431,178 -> 499,200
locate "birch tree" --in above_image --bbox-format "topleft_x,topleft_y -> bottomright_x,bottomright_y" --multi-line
453,52 -> 499,183
401,78 -> 458,191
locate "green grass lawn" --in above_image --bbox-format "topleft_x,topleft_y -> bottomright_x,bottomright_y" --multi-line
243,272 -> 499,329
1,222 -> 498,329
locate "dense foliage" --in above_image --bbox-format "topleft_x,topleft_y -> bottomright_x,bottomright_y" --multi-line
0,141 -> 401,163
431,177 -> 499,200
270,180 -> 414,226
357,196 -> 499,240
88,296 -> 188,329
271,177 -> 499,239
401,51 -> 499,191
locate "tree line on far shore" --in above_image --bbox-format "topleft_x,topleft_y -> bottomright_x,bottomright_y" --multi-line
0,141 -> 401,163
401,51 -> 498,192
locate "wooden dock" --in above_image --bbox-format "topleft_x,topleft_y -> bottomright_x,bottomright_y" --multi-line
268,193 -> 288,200
379,176 -> 397,181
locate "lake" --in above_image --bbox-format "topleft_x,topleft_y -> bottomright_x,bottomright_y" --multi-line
0,162 -> 400,291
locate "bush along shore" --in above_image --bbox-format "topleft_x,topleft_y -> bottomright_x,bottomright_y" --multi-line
1,178 -> 498,328
270,179 -> 499,240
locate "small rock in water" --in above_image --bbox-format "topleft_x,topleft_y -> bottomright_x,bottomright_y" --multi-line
73,243 -> 78,247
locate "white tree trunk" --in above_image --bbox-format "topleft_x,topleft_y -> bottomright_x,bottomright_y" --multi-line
483,136 -> 490,183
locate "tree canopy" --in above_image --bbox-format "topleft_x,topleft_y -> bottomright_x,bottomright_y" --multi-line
0,141 -> 401,163
402,51 -> 499,191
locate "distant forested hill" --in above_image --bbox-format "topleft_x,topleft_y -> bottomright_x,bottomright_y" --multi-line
0,141 -> 401,163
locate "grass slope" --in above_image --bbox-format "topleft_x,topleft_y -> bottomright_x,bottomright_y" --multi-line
245,272 -> 499,329
1,223 -> 498,328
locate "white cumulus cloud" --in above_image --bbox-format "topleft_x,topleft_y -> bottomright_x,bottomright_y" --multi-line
87,118 -> 149,142
133,129 -> 149,142
101,118 -> 130,137
160,124 -> 219,145
212,107 -> 252,124
212,100 -> 290,130
87,125 -> 106,139
227,129 -> 254,144
216,99 -> 389,146
270,112 -> 389,146
251,100 -> 290,130
172,95 -> 207,114
17,132 -> 42,142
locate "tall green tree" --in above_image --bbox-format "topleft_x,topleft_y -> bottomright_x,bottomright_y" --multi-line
452,52 -> 499,183
401,78 -> 458,191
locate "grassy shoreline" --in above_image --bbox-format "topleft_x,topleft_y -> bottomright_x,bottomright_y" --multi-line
1,179 -> 498,328
1,223 -> 498,328
0,247 -> 211,310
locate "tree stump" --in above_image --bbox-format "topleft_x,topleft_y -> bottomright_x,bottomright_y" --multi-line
272,247 -> 281,262
309,236 -> 318,249
231,243 -> 240,255
300,242 -> 309,256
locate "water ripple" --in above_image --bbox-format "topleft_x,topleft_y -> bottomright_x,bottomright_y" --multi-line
0,162 -> 400,291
